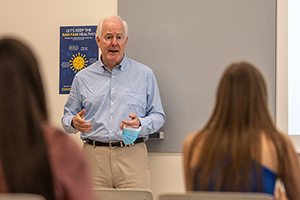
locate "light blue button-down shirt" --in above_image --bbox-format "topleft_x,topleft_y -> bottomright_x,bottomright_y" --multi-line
61,55 -> 166,141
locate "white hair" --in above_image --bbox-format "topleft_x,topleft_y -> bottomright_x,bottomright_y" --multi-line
95,15 -> 128,40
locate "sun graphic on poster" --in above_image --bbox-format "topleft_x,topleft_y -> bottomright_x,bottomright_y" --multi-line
69,52 -> 88,73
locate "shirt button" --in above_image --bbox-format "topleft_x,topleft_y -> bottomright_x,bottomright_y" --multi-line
112,88 -> 114,91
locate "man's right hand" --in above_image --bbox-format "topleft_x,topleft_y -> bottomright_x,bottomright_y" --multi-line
71,109 -> 93,133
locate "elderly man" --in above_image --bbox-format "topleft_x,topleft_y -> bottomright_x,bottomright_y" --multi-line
61,15 -> 165,189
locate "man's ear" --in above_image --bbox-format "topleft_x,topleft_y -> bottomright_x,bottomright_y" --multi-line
96,36 -> 101,47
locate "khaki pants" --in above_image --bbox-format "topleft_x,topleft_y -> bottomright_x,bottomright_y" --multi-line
82,142 -> 151,189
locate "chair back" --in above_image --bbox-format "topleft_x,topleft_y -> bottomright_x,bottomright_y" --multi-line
0,193 -> 46,200
159,192 -> 273,200
94,188 -> 154,200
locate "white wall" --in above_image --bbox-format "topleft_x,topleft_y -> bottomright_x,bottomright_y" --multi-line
0,0 -> 288,200
275,0 -> 300,156
0,0 -> 117,134
276,0 -> 288,133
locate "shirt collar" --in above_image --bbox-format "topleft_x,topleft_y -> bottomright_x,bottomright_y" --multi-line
119,54 -> 128,71
99,54 -> 128,72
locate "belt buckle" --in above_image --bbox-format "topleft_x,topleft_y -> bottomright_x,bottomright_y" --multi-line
108,141 -> 126,148
109,141 -> 113,148
109,141 -> 119,149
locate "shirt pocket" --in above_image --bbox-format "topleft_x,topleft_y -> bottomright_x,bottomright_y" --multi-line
83,92 -> 107,112
125,89 -> 147,113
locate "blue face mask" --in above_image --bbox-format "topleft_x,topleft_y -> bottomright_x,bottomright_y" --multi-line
121,125 -> 141,145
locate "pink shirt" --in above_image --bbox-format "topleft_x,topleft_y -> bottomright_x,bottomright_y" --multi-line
0,123 -> 95,200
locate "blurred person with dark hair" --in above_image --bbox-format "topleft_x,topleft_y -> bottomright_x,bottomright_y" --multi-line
0,38 -> 95,200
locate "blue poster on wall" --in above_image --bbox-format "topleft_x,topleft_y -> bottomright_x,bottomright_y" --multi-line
59,25 -> 99,94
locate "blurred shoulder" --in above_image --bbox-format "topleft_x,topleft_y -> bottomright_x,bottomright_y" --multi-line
42,122 -> 80,151
183,131 -> 199,154
280,132 -> 293,144
41,123 -> 95,200
43,122 -> 68,139
279,131 -> 298,155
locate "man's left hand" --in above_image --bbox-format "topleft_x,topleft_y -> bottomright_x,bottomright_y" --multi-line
120,113 -> 141,130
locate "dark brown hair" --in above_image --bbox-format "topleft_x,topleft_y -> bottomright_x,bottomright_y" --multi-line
186,61 -> 288,191
0,38 -> 55,200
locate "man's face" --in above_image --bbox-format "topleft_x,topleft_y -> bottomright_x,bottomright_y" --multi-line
97,18 -> 128,69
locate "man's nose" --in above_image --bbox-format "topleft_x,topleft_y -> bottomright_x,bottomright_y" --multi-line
111,37 -> 118,45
